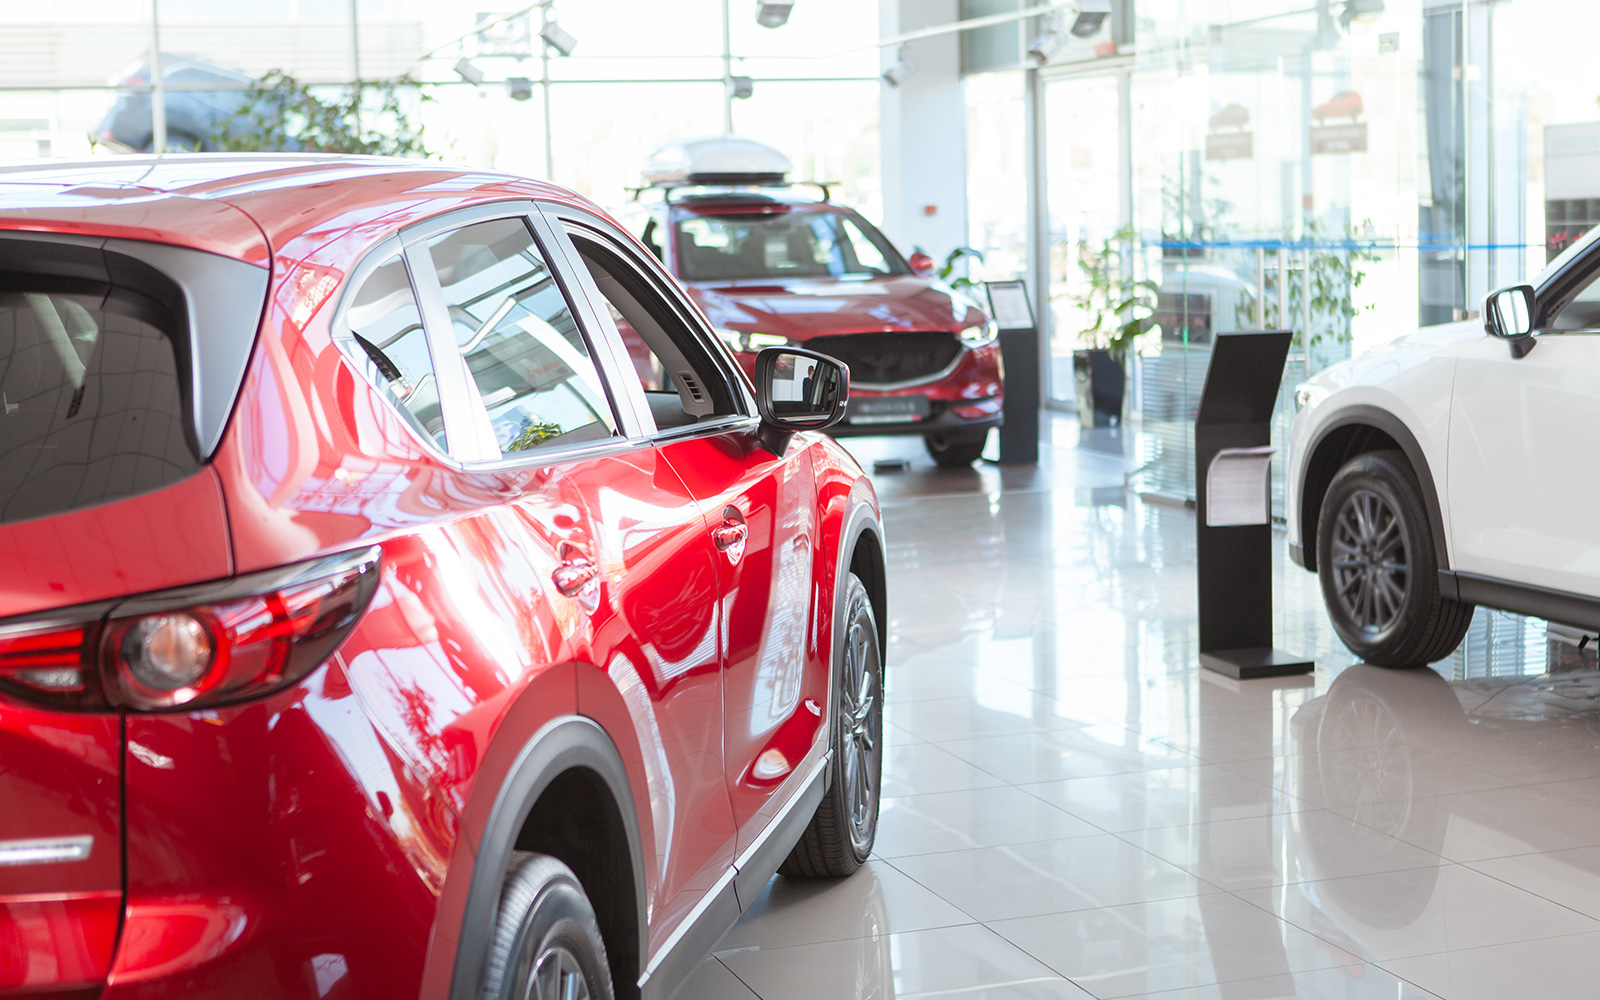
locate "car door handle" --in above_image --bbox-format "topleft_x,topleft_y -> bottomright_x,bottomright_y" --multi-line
713,515 -> 748,564
713,522 -> 748,551
552,557 -> 599,597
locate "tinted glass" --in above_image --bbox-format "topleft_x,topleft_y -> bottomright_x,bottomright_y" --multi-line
427,217 -> 617,456
342,254 -> 446,449
0,286 -> 197,524
674,209 -> 908,281
1551,265 -> 1600,331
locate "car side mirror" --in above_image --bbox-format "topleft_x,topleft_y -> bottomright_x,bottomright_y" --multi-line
753,347 -> 849,454
1483,283 -> 1537,358
908,251 -> 935,277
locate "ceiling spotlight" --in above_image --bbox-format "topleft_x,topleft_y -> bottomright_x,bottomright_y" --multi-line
507,77 -> 533,101
454,58 -> 484,85
540,20 -> 578,56
881,48 -> 916,88
1028,25 -> 1065,64
1069,0 -> 1113,38
729,75 -> 755,100
755,1 -> 794,28
1340,0 -> 1385,28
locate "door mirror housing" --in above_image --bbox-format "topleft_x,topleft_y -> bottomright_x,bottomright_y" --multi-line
1484,283 -> 1537,358
908,251 -> 935,277
753,347 -> 849,453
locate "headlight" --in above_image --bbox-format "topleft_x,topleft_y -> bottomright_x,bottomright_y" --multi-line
958,320 -> 998,349
715,328 -> 790,353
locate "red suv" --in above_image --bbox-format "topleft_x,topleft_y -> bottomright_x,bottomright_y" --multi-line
630,164 -> 1003,468
0,155 -> 886,1000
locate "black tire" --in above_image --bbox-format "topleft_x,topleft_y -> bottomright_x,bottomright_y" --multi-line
481,853 -> 614,1000
1316,450 -> 1472,667
925,432 -> 987,468
780,573 -> 883,878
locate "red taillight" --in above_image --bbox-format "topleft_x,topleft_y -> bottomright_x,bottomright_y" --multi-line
0,547 -> 380,713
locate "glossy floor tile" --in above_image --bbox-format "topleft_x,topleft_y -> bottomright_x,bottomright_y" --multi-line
687,415 -> 1600,999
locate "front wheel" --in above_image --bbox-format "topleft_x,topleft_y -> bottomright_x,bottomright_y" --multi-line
481,853 -> 614,1000
780,572 -> 883,878
925,432 -> 987,468
1316,450 -> 1472,667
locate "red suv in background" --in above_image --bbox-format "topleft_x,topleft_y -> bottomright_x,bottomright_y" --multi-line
0,155 -> 886,1000
628,140 -> 1004,468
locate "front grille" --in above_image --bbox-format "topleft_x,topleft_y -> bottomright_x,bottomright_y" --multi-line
807,331 -> 962,385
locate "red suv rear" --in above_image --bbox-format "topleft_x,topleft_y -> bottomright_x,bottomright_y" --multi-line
632,186 -> 1004,468
0,155 -> 886,1000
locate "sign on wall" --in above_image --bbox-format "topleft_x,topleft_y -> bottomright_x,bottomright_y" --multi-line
1310,90 -> 1367,155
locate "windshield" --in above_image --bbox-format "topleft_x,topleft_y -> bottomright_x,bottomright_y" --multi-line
674,209 -> 908,282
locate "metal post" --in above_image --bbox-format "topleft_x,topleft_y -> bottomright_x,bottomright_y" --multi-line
722,0 -> 734,133
350,0 -> 361,131
150,0 -> 166,153
542,4 -> 554,178
1255,248 -> 1265,328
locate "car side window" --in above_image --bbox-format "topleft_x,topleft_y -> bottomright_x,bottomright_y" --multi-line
567,228 -> 740,432
426,216 -> 618,456
342,253 -> 447,450
1550,268 -> 1600,332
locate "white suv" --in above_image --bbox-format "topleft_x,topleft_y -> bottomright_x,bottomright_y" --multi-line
1289,229 -> 1600,666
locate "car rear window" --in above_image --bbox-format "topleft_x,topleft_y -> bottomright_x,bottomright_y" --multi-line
0,281 -> 197,525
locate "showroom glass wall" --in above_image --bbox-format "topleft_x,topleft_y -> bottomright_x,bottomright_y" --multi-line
0,0 -> 881,223
968,0 -> 1596,509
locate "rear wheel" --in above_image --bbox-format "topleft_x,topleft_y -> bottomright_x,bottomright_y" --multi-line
925,432 -> 987,468
481,853 -> 614,1000
1316,450 -> 1472,667
780,572 -> 883,878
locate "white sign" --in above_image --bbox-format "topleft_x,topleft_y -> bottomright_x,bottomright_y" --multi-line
1206,446 -> 1276,527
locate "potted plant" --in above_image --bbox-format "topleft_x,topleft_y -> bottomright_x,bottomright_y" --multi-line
1068,225 -> 1158,427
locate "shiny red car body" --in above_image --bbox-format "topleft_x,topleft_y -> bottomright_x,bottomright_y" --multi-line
631,192 -> 1004,465
0,156 -> 885,1000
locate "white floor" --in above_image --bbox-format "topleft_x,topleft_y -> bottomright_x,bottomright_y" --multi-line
680,413 -> 1599,1000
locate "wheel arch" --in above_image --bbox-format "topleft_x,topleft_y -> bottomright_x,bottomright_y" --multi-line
1299,405 -> 1449,574
448,715 -> 647,1000
838,489 -> 887,659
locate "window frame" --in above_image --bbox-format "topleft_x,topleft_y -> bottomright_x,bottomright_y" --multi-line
328,236 -> 455,458
539,203 -> 761,444
396,201 -> 651,469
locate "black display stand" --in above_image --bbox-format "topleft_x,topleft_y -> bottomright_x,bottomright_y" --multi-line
986,280 -> 1039,465
1194,330 -> 1314,680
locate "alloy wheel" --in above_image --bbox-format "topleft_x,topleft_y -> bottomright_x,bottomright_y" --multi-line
839,608 -> 882,853
1330,488 -> 1408,637
529,944 -> 590,1000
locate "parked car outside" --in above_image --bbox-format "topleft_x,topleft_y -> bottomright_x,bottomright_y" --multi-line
1289,223 -> 1600,666
628,137 -> 1005,468
0,154 -> 887,1000
96,55 -> 254,152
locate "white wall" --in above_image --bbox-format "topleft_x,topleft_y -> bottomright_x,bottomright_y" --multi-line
879,0 -> 970,262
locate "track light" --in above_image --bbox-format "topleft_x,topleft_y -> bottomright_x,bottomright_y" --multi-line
507,77 -> 533,101
1028,25 -> 1065,64
1340,0 -> 1385,28
755,1 -> 794,28
540,20 -> 577,56
729,75 -> 754,100
454,58 -> 484,85
881,48 -> 916,88
1069,0 -> 1112,38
